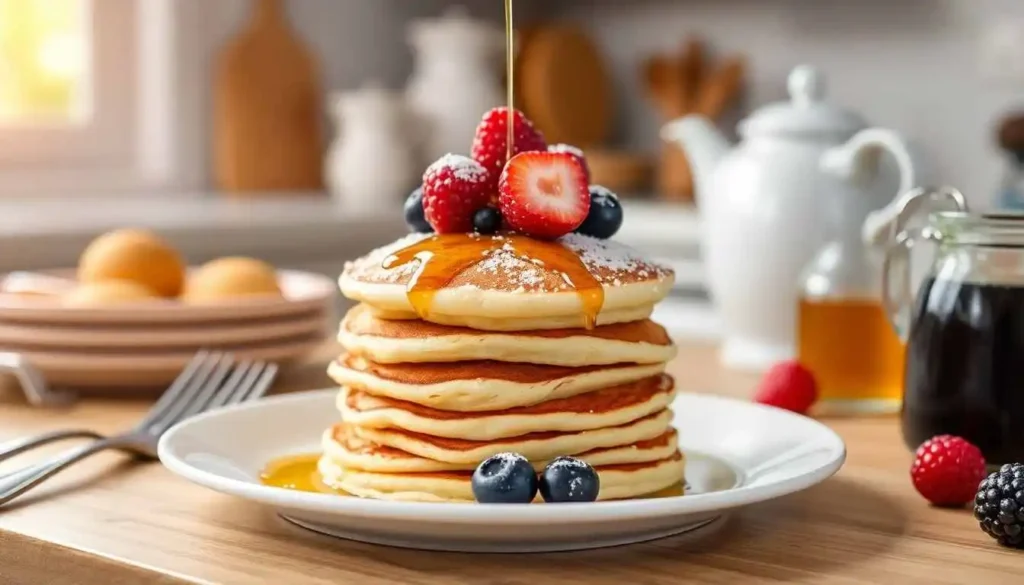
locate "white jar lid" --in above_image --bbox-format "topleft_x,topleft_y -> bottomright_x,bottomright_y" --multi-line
739,65 -> 865,139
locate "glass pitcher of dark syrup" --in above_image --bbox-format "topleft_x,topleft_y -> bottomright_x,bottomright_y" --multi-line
877,186 -> 1024,464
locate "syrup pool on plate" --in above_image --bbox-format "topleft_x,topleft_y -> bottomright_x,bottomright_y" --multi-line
382,233 -> 606,328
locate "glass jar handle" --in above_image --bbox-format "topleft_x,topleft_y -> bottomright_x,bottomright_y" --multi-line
878,186 -> 968,339
881,227 -> 922,340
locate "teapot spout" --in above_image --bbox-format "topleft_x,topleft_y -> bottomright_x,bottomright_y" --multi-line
661,115 -> 731,205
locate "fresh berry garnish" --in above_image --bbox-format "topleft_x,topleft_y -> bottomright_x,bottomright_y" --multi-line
911,435 -> 987,507
548,143 -> 591,184
753,360 -> 818,414
421,154 -> 492,233
975,462 -> 1024,548
472,452 -> 538,504
539,456 -> 600,503
472,207 -> 502,235
471,107 -> 547,192
403,187 -> 433,233
575,185 -> 623,239
498,151 -> 590,240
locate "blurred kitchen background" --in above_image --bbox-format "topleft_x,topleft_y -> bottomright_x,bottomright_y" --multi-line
2,0 -> 1024,343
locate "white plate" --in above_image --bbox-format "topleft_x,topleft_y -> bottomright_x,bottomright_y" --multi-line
158,390 -> 846,553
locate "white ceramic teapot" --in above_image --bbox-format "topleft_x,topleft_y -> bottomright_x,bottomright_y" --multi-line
405,6 -> 504,164
661,65 -> 917,371
325,84 -> 421,213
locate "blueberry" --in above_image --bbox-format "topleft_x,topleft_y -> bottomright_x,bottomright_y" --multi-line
575,185 -> 623,239
472,207 -> 502,235
404,187 -> 433,233
472,453 -> 538,504
539,456 -> 599,503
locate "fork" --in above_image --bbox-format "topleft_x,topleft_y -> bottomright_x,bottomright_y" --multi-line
0,351 -> 278,507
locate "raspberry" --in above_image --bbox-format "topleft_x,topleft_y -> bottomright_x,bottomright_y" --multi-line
421,154 -> 492,233
498,151 -> 590,240
753,360 -> 818,414
911,435 -> 987,507
471,107 -> 547,193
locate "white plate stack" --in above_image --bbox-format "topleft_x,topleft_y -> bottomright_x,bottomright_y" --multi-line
0,270 -> 336,390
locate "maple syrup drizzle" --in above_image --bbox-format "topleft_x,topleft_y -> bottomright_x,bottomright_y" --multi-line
259,453 -> 684,499
382,233 -> 605,329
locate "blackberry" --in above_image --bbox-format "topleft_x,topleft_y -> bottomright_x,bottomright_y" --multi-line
974,462 -> 1024,548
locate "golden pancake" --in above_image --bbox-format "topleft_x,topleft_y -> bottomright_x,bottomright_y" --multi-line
339,233 -> 674,331
339,304 -> 678,366
322,423 -> 680,473
328,354 -> 666,412
338,374 -> 676,440
349,409 -> 674,465
318,450 -> 685,503
364,303 -> 655,331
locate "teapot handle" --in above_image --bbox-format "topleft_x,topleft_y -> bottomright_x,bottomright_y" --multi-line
820,128 -> 917,245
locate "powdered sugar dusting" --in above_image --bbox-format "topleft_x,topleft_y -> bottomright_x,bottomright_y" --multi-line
425,153 -> 488,182
558,233 -> 672,283
342,232 -> 430,283
589,185 -> 619,207
489,452 -> 528,465
343,231 -> 673,291
547,456 -> 590,471
548,143 -> 584,158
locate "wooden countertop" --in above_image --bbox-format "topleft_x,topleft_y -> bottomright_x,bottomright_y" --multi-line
0,342 -> 1019,584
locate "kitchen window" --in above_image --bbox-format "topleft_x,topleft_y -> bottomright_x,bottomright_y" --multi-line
0,0 -> 204,195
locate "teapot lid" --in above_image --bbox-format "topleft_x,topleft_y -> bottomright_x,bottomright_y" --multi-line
332,82 -> 405,115
739,65 -> 865,139
408,6 -> 502,50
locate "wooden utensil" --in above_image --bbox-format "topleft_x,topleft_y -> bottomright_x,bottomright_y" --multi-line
583,149 -> 653,195
640,39 -> 745,203
214,0 -> 325,194
517,25 -> 612,147
696,57 -> 746,119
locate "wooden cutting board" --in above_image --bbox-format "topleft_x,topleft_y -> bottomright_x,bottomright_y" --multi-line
214,0 -> 324,194
517,25 -> 612,148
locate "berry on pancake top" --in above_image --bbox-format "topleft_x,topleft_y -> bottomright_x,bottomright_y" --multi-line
402,108 -> 624,241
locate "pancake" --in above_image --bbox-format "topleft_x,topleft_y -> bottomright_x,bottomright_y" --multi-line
338,374 -> 676,440
328,354 -> 666,412
322,423 -> 680,473
339,304 -> 678,366
339,232 -> 674,331
318,450 -> 685,503
350,409 -> 674,465
327,352 -> 663,411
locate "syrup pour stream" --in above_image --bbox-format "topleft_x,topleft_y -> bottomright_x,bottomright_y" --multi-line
505,0 -> 514,161
382,1 -> 605,329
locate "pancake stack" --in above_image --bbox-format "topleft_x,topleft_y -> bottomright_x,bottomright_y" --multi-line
320,232 -> 681,502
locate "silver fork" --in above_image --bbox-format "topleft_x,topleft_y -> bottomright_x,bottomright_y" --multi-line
0,351 -> 278,507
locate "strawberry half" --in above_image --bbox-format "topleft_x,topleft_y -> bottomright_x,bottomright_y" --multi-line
498,152 -> 590,240
548,143 -> 591,184
421,154 -> 492,233
471,107 -> 547,193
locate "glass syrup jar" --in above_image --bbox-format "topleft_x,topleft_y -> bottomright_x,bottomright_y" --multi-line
876,186 -> 1024,463
797,172 -> 904,415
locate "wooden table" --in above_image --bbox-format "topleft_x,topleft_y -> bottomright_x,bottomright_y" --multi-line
0,342 -> 1019,584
